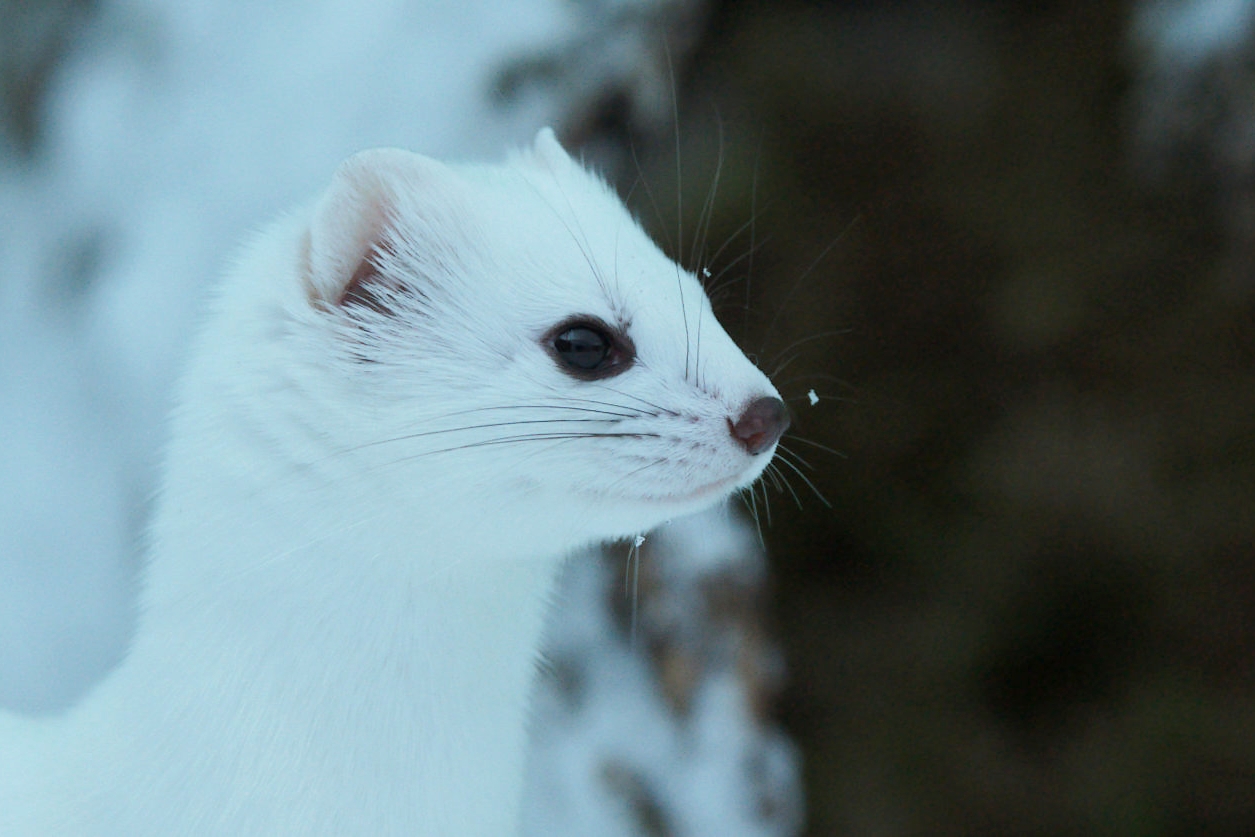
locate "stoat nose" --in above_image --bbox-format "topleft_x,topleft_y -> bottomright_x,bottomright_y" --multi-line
730,396 -> 790,456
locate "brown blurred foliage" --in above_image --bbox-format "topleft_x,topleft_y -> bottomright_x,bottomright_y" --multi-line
625,1 -> 1255,834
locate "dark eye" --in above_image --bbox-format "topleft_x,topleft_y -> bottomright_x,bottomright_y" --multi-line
554,326 -> 610,369
547,318 -> 633,379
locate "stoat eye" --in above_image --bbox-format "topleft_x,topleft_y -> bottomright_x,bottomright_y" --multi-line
554,326 -> 610,369
547,318 -> 633,379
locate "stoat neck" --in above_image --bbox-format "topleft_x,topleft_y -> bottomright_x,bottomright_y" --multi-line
132,489 -> 565,832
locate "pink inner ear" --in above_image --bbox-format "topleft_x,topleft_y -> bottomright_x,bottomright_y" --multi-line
337,239 -> 408,315
339,254 -> 386,312
306,148 -> 422,307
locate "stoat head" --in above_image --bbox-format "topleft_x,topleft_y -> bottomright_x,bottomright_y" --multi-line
282,129 -> 786,546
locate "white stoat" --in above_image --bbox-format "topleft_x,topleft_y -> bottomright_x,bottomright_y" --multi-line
0,128 -> 789,835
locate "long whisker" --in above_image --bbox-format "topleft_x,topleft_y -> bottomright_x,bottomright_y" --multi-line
781,434 -> 847,459
589,385 -> 681,417
759,213 -> 862,355
603,456 -> 671,495
348,418 -> 631,453
761,459 -> 786,492
624,535 -> 646,648
767,461 -> 804,510
666,35 -> 683,274
629,141 -> 675,256
519,176 -> 613,299
764,329 -> 853,374
744,127 -> 763,335
383,431 -> 664,466
773,371 -> 856,390
690,114 -> 725,276
760,473 -> 774,527
706,232 -> 773,302
704,198 -> 774,280
773,447 -> 832,507
775,442 -> 815,471
433,403 -> 643,420
707,282 -> 759,317
741,485 -> 765,548
662,37 -> 693,383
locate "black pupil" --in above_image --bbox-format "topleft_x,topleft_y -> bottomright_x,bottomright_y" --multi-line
555,327 -> 610,370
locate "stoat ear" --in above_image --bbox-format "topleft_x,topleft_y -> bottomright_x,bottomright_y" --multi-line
530,127 -> 574,171
305,148 -> 449,309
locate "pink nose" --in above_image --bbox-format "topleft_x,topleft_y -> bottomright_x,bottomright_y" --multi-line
729,396 -> 790,456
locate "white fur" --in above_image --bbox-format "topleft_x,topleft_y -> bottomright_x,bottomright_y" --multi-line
0,129 -> 781,834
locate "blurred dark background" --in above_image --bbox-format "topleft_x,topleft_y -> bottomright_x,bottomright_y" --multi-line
621,0 -> 1255,833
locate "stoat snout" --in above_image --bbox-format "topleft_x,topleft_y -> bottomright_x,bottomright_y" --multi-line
729,396 -> 790,457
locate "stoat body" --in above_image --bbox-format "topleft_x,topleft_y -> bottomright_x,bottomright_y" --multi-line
0,129 -> 788,834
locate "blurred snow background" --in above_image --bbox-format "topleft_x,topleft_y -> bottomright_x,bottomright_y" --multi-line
1129,0 -> 1255,285
0,0 -> 802,834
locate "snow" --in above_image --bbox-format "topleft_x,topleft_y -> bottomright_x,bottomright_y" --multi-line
1127,0 -> 1255,194
1132,0 -> 1255,66
0,297 -> 133,711
522,510 -> 803,836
